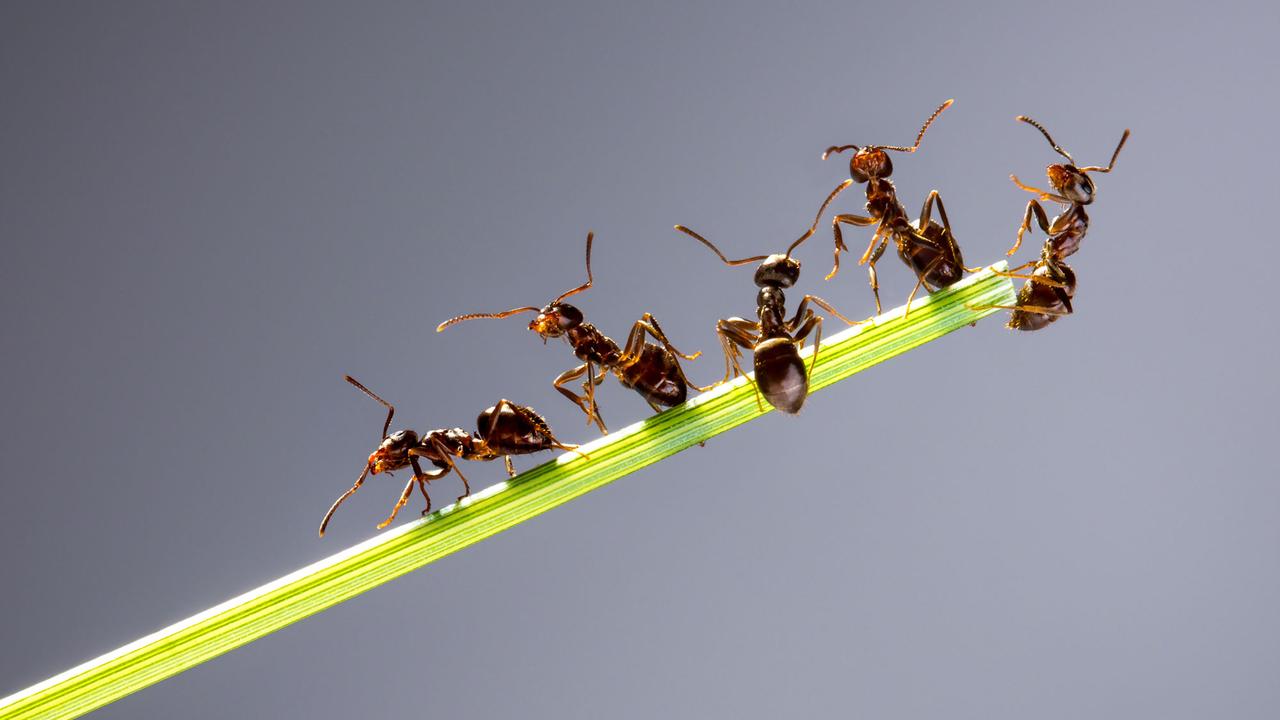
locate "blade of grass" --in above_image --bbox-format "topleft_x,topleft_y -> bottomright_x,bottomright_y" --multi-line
0,263 -> 1014,720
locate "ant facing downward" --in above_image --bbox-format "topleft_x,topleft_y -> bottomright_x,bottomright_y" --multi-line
436,232 -> 705,434
675,182 -> 860,414
1004,115 -> 1130,257
319,375 -> 577,537
821,99 -> 967,315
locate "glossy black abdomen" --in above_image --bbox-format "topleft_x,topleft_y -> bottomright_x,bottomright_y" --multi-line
620,344 -> 687,407
753,337 -> 808,414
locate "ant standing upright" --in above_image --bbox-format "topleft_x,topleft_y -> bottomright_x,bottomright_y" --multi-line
319,376 -> 577,536
975,116 -> 1129,331
436,233 -> 705,433
821,99 -> 967,315
675,181 -> 861,414
1004,115 -> 1130,257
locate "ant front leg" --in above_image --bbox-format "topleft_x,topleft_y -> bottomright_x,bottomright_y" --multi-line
1010,174 -> 1070,204
553,362 -> 607,433
828,213 -> 878,281
1008,199 -> 1052,257
627,313 -> 709,392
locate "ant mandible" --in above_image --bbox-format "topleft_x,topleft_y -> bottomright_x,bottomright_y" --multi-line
1004,116 -> 1130,257
821,99 -> 967,315
674,181 -> 861,414
436,232 -> 705,434
319,376 -> 577,537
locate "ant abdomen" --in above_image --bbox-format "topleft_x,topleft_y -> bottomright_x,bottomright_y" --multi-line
619,345 -> 688,407
753,339 -> 807,414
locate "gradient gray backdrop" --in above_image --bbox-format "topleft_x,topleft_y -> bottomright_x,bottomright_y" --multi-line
3,2 -> 1277,718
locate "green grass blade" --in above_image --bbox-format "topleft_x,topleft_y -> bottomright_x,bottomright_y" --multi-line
0,263 -> 1014,720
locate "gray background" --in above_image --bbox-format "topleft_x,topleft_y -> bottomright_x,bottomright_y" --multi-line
2,1 -> 1277,718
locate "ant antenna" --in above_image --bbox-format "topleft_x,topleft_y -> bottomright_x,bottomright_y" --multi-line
1080,129 -> 1131,174
346,374 -> 395,439
786,179 -> 853,258
674,225 -> 769,267
1017,115 -> 1075,164
822,144 -> 859,160
436,306 -> 541,332
319,466 -> 370,537
882,98 -> 954,153
552,231 -> 595,304
436,231 -> 598,332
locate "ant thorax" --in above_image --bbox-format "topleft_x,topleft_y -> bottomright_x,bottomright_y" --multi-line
756,286 -> 788,334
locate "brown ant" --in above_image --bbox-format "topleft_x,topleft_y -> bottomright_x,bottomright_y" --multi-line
1004,116 -> 1130,257
821,99 -> 967,315
319,375 -> 577,537
974,238 -> 1077,331
436,232 -> 705,433
674,181 -> 860,414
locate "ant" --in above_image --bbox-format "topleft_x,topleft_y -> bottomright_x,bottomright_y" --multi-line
674,181 -> 861,414
821,99 -> 967,315
319,375 -> 577,537
436,232 -> 705,434
975,238 -> 1077,332
1004,116 -> 1130,257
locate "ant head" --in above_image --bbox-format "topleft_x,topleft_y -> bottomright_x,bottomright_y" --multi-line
1047,164 -> 1095,204
1018,116 -> 1128,206
754,254 -> 801,288
367,429 -> 418,474
529,302 -> 583,338
850,147 -> 892,182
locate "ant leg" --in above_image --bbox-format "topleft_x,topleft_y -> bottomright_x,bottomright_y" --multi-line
791,311 -> 823,379
717,318 -> 764,410
1010,174 -> 1070,204
404,454 -> 450,516
965,302 -> 1071,316
505,455 -> 516,477
1007,200 -> 1052,256
425,437 -> 471,504
628,313 -> 711,392
917,191 -> 971,276
903,256 -> 945,319
792,295 -> 863,327
553,363 -> 607,433
828,214 -> 877,281
632,313 -> 701,361
992,270 -> 1070,288
857,222 -> 886,265
989,260 -> 1041,278
865,238 -> 889,315
377,474 -> 424,529
715,318 -> 758,382
582,361 -> 608,432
